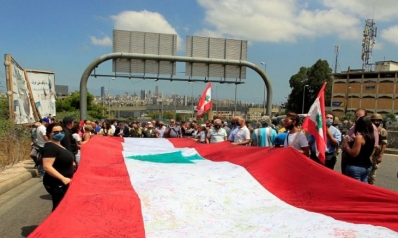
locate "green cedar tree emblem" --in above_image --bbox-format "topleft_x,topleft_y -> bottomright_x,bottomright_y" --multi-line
205,95 -> 210,102
315,113 -> 322,131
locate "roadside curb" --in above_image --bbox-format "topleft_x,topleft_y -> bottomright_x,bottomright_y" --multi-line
385,149 -> 398,155
0,170 -> 38,196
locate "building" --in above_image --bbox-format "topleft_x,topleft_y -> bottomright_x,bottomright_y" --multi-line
331,61 -> 398,117
140,90 -> 146,100
55,85 -> 68,97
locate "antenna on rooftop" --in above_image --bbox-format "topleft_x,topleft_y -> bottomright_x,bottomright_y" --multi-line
361,19 -> 377,71
334,45 -> 340,73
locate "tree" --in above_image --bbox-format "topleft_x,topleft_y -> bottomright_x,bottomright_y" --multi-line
383,112 -> 397,123
286,59 -> 332,113
56,91 -> 107,120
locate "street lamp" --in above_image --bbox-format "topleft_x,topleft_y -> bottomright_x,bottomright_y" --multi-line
260,62 -> 266,115
172,92 -> 176,120
302,85 -> 309,114
108,78 -> 115,118
189,82 -> 194,118
348,87 -> 352,111
215,84 -> 218,114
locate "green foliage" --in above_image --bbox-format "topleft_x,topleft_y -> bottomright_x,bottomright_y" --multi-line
383,112 -> 397,122
340,112 -> 354,122
0,96 -> 9,120
55,91 -> 107,120
286,59 -> 332,113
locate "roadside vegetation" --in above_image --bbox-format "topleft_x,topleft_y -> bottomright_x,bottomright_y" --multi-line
0,96 -> 31,170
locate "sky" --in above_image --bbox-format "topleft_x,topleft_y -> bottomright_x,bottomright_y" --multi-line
1,0 -> 398,106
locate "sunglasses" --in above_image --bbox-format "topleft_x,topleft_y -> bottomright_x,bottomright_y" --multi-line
52,130 -> 64,135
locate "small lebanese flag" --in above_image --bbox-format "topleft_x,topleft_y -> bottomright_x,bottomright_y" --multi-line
302,82 -> 327,164
196,82 -> 212,118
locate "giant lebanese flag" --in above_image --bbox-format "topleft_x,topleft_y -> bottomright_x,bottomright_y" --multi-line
30,137 -> 398,237
196,82 -> 212,118
302,82 -> 327,164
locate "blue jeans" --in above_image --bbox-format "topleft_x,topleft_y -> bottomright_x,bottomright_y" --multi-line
345,165 -> 371,183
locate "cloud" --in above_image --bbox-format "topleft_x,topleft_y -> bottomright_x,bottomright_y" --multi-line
90,36 -> 112,46
195,0 -> 398,43
381,26 -> 398,45
321,0 -> 398,22
110,10 -> 183,49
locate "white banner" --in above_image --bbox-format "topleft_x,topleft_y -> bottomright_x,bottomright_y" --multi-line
9,58 -> 35,124
26,71 -> 56,118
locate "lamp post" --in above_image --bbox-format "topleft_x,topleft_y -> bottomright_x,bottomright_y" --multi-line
172,92 -> 176,120
302,85 -> 309,114
348,87 -> 352,111
189,82 -> 194,119
215,84 -> 218,114
160,92 -> 164,121
105,89 -> 109,117
108,78 -> 115,118
260,62 -> 266,115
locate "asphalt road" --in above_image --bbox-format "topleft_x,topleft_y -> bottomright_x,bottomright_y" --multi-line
0,177 -> 51,238
334,153 -> 398,192
0,154 -> 397,237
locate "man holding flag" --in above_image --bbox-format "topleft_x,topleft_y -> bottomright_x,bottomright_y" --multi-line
196,83 -> 212,118
308,112 -> 342,169
302,82 -> 328,164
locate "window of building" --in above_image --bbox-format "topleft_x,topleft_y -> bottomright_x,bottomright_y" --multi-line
364,85 -> 375,90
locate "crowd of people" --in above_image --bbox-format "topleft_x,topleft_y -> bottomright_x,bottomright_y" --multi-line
29,108 -> 391,211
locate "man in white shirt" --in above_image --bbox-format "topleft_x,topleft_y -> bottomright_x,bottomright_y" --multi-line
232,117 -> 251,146
36,118 -> 50,148
206,119 -> 227,144
283,112 -> 309,156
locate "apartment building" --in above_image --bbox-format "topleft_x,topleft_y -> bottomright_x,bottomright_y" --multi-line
331,61 -> 398,117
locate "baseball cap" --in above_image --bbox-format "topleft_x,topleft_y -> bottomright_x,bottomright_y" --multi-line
42,117 -> 50,123
147,122 -> 153,127
170,119 -> 175,123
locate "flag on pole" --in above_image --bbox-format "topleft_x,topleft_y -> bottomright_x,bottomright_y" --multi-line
30,137 -> 398,237
196,82 -> 212,118
302,82 -> 327,164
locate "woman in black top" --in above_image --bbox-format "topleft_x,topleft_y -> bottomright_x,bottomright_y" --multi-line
42,123 -> 75,211
342,116 -> 375,183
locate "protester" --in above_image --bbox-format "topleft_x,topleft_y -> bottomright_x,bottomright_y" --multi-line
232,117 -> 251,146
342,116 -> 375,183
130,123 -> 142,138
228,116 -> 240,142
99,121 -> 113,136
143,122 -> 159,138
341,108 -> 379,175
156,121 -> 166,138
206,119 -> 227,144
36,118 -> 50,149
83,124 -> 93,142
223,121 -> 231,137
30,122 -> 41,167
283,112 -> 309,156
369,114 -> 388,185
61,117 -> 78,166
114,122 -> 130,137
41,123 -> 74,211
194,125 -> 206,143
164,119 -> 182,138
308,112 -> 341,169
251,116 -> 276,147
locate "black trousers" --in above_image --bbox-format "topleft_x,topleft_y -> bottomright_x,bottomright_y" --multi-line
44,185 -> 69,211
